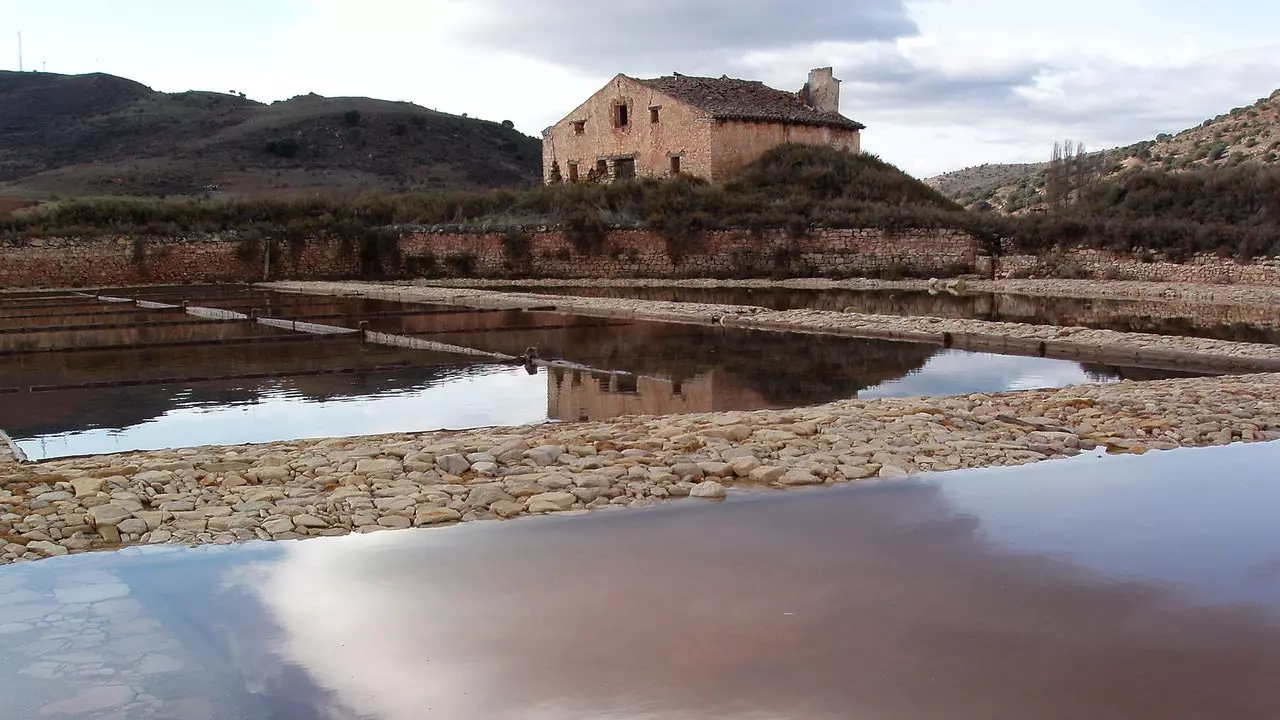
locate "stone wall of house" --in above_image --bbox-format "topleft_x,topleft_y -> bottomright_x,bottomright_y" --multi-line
709,120 -> 860,181
0,228 -> 979,288
990,248 -> 1280,285
541,75 -> 714,183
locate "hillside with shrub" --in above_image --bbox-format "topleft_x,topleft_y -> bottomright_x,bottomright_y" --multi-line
0,70 -> 542,200
928,87 -> 1280,214
2,144 -> 992,245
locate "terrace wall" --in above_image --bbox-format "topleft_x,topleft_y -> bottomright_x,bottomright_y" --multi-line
5,229 -> 1277,290
0,228 -> 978,288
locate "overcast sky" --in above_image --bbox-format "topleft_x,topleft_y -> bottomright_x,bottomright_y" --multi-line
4,0 -> 1279,177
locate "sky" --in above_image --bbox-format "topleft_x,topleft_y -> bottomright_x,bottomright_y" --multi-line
3,0 -> 1279,177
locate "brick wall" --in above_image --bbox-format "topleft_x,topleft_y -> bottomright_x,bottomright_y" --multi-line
0,227 -> 978,288
542,75 -> 714,182
710,120 -> 860,181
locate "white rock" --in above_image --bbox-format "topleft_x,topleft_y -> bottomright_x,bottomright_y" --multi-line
355,458 -> 402,475
878,465 -> 910,478
527,491 -> 575,513
689,480 -> 728,499
293,514 -> 329,529
729,456 -> 763,477
248,466 -> 291,483
116,519 -> 149,535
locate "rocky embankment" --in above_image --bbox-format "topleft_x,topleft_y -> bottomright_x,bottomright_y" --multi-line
2,373 -> 1278,564
269,281 -> 1280,370
417,276 -> 1280,307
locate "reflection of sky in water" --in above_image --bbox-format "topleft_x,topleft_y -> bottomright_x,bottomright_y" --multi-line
859,350 -> 1109,399
18,365 -> 549,460
936,442 -> 1280,607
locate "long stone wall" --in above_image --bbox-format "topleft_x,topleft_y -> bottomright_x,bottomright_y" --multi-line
991,248 -> 1280,285
0,228 -> 979,289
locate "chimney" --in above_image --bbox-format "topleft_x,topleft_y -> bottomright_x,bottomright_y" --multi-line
803,67 -> 840,114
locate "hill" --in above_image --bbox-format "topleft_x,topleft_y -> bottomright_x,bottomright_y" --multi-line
926,88 -> 1280,213
0,70 -> 542,200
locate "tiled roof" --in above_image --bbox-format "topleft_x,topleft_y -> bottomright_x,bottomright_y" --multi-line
633,74 -> 865,131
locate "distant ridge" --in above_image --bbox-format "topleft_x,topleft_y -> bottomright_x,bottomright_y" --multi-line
0,70 -> 542,199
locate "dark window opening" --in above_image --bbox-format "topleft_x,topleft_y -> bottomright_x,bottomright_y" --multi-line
650,107 -> 660,123
614,157 -> 636,180
615,104 -> 629,127
616,374 -> 638,394
572,121 -> 585,135
567,162 -> 579,182
595,159 -> 608,179
670,156 -> 681,175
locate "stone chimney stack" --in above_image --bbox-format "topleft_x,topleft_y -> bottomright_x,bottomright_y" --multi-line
804,67 -> 841,114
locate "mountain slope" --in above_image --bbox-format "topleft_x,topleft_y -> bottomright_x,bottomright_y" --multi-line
926,88 -> 1280,213
0,71 -> 542,199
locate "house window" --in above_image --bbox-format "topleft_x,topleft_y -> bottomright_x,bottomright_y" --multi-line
614,103 -> 629,128
572,121 -> 584,135
650,107 -> 660,123
614,157 -> 636,180
567,162 -> 579,182
670,156 -> 681,175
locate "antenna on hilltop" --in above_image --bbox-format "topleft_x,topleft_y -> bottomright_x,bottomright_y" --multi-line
17,31 -> 23,72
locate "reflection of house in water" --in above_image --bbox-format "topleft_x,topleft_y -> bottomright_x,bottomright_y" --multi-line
547,366 -> 776,421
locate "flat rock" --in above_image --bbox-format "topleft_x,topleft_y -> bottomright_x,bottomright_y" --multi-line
70,477 -> 106,498
86,504 -> 132,527
355,458 -> 402,475
491,500 -> 526,518
747,465 -> 786,483
261,517 -> 295,535
293,514 -> 329,529
26,540 -> 67,557
414,508 -> 462,526
524,445 -> 563,466
778,469 -> 822,486
527,491 -> 575,513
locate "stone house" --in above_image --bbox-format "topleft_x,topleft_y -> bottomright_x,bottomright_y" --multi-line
541,67 -> 864,184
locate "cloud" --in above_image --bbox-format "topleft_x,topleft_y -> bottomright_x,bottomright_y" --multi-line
459,0 -> 918,72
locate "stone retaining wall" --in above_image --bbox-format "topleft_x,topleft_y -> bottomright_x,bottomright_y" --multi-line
992,249 -> 1280,285
0,228 -> 978,289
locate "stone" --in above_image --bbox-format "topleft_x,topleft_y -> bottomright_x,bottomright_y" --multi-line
86,504 -> 132,527
668,462 -> 704,479
839,465 -> 877,480
261,517 -> 295,535
728,456 -> 763,476
158,500 -> 195,513
25,540 -> 67,557
293,514 -> 329,529
878,465 -> 910,478
467,486 -> 514,509
116,519 -> 149,535
696,461 -> 733,478
377,516 -> 412,529
436,454 -> 471,475
248,466 -> 291,483
778,469 -> 823,486
689,480 -> 728,499
70,477 -> 106,498
414,508 -> 462,526
355,458 -> 402,475
491,500 -> 526,518
527,491 -> 575,513
491,439 -> 530,463
747,466 -> 787,484
222,473 -> 248,488
524,445 -> 563,466
471,461 -> 498,476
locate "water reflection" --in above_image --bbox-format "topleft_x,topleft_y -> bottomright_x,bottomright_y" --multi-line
3,443 -> 1280,718
496,285 -> 1280,345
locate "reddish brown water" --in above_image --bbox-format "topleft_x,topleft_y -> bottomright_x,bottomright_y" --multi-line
3,442 -> 1278,719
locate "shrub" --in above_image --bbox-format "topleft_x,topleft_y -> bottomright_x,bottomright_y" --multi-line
264,137 -> 300,158
343,110 -> 362,127
443,251 -> 477,276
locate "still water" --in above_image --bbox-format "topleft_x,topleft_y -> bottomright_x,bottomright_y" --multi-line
492,284 -> 1280,345
2,441 -> 1278,719
1,288 -> 1203,460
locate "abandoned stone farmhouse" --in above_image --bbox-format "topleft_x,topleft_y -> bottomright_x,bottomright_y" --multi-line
541,67 -> 864,184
